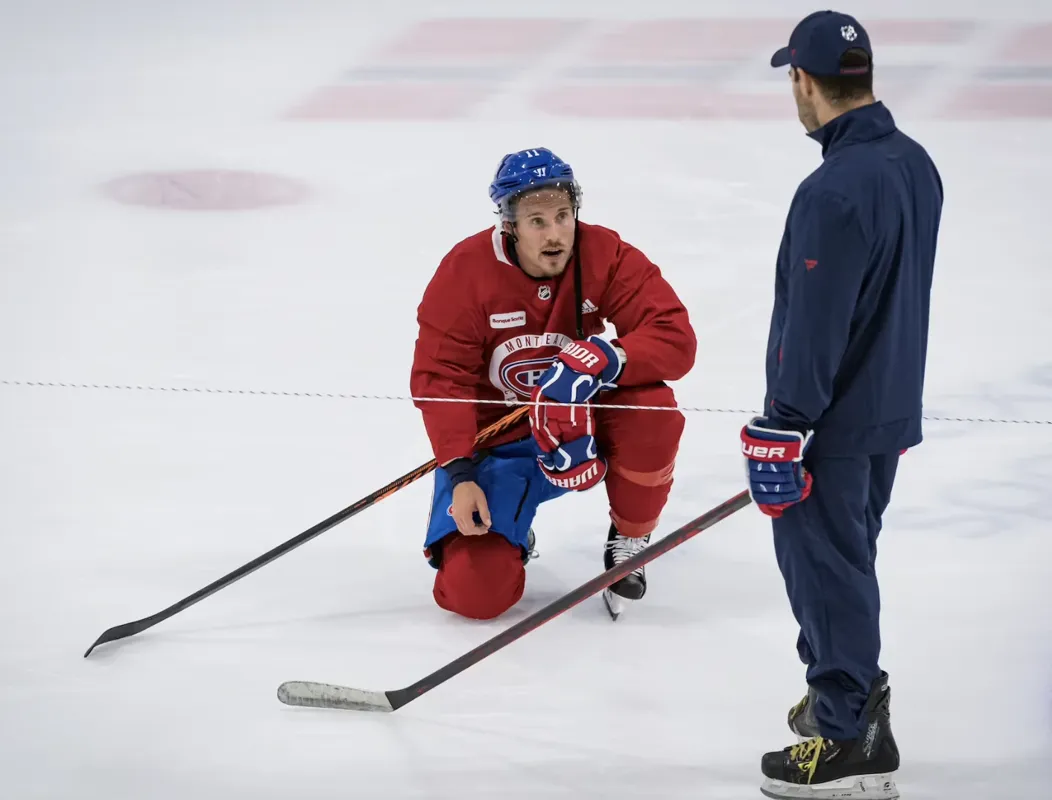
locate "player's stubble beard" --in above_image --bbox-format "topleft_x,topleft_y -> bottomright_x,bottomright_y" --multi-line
520,237 -> 572,278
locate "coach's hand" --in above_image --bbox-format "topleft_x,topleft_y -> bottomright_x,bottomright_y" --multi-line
451,481 -> 492,535
740,416 -> 814,517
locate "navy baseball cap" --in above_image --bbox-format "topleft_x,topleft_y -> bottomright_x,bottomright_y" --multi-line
770,10 -> 872,77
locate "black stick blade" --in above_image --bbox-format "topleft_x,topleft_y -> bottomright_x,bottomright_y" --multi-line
83,612 -> 165,657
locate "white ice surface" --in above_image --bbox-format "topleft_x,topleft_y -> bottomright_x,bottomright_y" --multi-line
1,1 -> 1051,798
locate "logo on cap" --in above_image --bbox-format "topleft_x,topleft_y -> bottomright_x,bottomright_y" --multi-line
841,25 -> 858,41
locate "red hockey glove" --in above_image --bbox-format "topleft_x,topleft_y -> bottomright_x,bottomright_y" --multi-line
530,385 -> 606,492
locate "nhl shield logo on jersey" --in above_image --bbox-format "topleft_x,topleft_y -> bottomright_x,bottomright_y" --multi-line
489,332 -> 572,400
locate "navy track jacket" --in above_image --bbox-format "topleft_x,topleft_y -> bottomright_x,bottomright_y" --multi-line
764,101 -> 943,457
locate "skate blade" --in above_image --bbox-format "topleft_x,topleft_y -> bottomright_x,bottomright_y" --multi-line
760,772 -> 898,799
602,589 -> 634,621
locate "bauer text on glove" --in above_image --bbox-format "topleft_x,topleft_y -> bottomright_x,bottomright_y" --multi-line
740,417 -> 814,518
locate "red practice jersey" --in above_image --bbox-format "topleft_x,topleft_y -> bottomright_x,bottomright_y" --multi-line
410,221 -> 696,465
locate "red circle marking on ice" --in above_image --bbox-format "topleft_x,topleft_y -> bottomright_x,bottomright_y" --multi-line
103,170 -> 309,210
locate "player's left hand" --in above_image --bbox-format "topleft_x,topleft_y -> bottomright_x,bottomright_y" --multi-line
740,416 -> 814,517
534,336 -> 624,405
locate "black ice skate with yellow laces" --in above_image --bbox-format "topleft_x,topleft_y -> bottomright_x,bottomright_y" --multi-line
760,674 -> 899,799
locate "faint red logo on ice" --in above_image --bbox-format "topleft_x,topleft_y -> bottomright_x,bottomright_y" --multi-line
102,169 -> 309,211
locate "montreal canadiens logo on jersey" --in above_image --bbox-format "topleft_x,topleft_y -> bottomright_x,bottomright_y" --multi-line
489,332 -> 572,400
502,357 -> 556,395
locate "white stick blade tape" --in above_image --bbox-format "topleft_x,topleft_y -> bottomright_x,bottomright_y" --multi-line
276,681 -> 394,712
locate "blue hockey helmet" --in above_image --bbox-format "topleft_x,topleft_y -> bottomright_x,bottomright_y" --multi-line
488,148 -> 581,220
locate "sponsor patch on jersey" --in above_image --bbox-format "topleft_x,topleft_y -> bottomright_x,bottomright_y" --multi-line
489,311 -> 527,329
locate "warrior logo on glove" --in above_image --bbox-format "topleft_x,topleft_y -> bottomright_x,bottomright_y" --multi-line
544,456 -> 603,490
528,335 -> 623,492
539,336 -> 624,404
560,341 -> 603,372
529,385 -> 607,491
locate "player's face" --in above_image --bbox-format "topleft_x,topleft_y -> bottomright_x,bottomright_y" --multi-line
790,67 -> 821,132
511,190 -> 576,278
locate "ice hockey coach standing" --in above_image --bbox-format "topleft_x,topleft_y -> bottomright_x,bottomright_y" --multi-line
737,11 -> 943,800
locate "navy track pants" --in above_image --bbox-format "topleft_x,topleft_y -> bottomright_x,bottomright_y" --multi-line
773,452 -> 900,740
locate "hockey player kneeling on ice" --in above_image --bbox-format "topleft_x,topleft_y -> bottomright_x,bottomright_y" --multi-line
411,147 -> 695,622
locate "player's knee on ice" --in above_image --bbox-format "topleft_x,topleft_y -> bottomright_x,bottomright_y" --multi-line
597,384 -> 686,536
433,532 -> 525,620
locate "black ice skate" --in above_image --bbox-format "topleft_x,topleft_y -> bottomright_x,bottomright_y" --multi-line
787,686 -> 820,740
522,528 -> 538,565
761,673 -> 899,800
601,524 -> 649,621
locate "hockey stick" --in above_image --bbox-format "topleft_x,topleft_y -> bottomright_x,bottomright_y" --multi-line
83,405 -> 530,658
276,489 -> 752,712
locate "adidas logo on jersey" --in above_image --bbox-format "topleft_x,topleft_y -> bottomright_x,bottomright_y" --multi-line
581,299 -> 599,314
